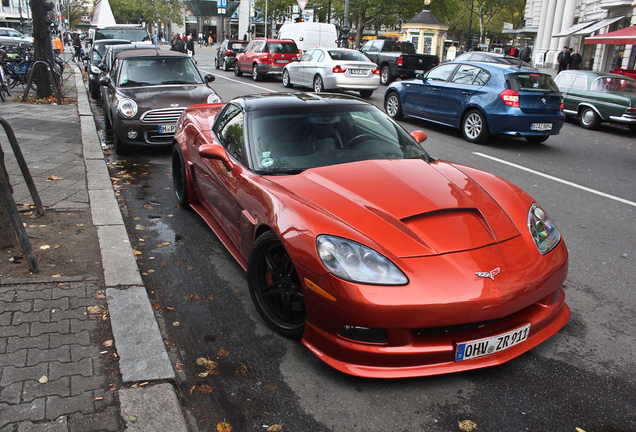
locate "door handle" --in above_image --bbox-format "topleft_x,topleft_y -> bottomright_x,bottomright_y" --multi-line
462,91 -> 472,95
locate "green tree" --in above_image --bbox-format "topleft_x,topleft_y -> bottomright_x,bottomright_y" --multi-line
65,0 -> 89,29
106,0 -> 183,27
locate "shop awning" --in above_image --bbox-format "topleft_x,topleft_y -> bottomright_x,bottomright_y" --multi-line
573,16 -> 625,36
552,21 -> 597,38
584,25 -> 636,44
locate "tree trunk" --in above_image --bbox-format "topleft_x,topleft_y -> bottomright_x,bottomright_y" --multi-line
0,146 -> 17,249
30,0 -> 54,99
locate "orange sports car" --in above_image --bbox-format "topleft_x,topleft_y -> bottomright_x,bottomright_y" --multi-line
171,93 -> 570,378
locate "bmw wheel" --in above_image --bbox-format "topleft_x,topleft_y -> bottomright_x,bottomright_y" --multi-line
385,92 -> 404,120
282,69 -> 293,88
313,75 -> 324,93
579,107 -> 600,129
172,144 -> 190,208
462,109 -> 490,143
247,231 -> 306,338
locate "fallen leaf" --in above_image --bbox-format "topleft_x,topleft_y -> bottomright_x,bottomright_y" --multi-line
135,224 -> 146,231
166,307 -> 175,311
76,224 -> 84,227
39,375 -> 48,384
267,426 -> 283,432
576,429 -> 586,432
87,306 -> 103,314
265,381 -> 277,391
173,322 -> 180,326
53,245 -> 61,249
46,175 -> 62,181
218,349 -> 229,357
95,294 -> 105,299
198,372 -> 209,378
40,245 -> 50,250
175,261 -> 184,265
458,420 -> 477,432
133,250 -> 142,255
217,422 -> 232,432
128,415 -> 137,423
103,340 -> 114,347
52,274 -> 61,278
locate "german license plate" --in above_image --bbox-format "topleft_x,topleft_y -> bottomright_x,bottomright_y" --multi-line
531,123 -> 553,131
415,69 -> 425,74
275,59 -> 289,64
158,124 -> 176,134
350,69 -> 367,75
455,323 -> 530,361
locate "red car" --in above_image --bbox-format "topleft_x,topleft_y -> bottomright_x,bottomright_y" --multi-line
234,38 -> 299,81
171,93 -> 570,378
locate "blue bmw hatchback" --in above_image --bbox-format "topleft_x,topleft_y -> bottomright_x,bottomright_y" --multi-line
384,61 -> 565,143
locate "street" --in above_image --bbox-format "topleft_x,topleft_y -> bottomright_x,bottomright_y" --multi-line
92,46 -> 636,431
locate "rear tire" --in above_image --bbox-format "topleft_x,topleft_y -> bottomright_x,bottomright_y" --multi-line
313,75 -> 324,93
579,106 -> 600,129
282,69 -> 293,88
380,65 -> 393,86
252,64 -> 262,81
172,144 -> 190,208
214,57 -> 219,69
222,58 -> 229,71
525,135 -> 549,143
462,109 -> 489,143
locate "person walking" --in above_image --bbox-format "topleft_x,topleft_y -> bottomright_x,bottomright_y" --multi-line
569,49 -> 582,69
519,44 -> 531,62
171,34 -> 185,53
557,46 -> 571,73
73,34 -> 82,62
186,34 -> 195,57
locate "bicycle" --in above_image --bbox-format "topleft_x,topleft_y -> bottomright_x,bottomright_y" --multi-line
54,50 -> 71,81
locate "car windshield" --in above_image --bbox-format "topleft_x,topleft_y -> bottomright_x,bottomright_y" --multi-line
591,76 -> 636,92
327,50 -> 369,62
118,57 -> 203,86
248,104 -> 429,174
95,29 -> 150,42
509,73 -> 560,92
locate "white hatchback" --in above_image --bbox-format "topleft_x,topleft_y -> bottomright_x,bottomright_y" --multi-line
0,27 -> 32,47
282,48 -> 380,98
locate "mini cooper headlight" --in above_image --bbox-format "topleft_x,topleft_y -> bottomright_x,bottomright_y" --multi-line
207,93 -> 222,104
316,235 -> 407,285
118,99 -> 138,118
527,203 -> 561,254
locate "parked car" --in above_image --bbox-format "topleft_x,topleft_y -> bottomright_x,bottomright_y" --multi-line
554,70 -> 636,131
453,51 -> 534,68
98,43 -> 156,76
171,92 -> 569,378
277,22 -> 338,51
89,25 -> 151,44
360,39 -> 439,85
99,49 -> 221,154
384,61 -> 565,143
0,27 -> 32,47
83,39 -> 130,99
234,38 -> 299,81
214,39 -> 248,71
282,47 -> 380,98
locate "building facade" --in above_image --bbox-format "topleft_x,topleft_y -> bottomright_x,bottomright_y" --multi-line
521,0 -> 635,71
1,0 -> 31,33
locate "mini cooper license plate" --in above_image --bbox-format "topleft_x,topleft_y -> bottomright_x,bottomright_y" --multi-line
530,123 -> 553,131
158,124 -> 176,134
455,323 -> 530,361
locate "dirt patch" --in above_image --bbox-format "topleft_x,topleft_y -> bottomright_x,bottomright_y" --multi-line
0,208 -> 103,281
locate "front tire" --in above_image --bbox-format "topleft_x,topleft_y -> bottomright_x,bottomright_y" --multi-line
462,109 -> 490,143
282,69 -> 293,88
89,81 -> 100,99
380,65 -> 393,86
313,75 -> 324,93
234,64 -> 243,77
247,231 -> 306,338
222,58 -> 229,71
579,107 -> 600,129
385,92 -> 404,120
113,129 -> 127,155
214,57 -> 219,69
172,144 -> 190,208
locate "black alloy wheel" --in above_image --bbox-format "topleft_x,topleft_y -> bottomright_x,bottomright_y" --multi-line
247,231 -> 306,338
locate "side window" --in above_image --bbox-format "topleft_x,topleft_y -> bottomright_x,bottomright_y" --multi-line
315,50 -> 325,62
473,69 -> 491,86
253,42 -> 264,52
556,73 -> 576,88
300,50 -> 313,61
247,41 -> 256,52
110,58 -> 119,80
451,65 -> 482,85
214,104 -> 244,162
572,74 -> 587,90
426,64 -> 457,82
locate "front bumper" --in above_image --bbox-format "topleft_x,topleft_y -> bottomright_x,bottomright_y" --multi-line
297,235 -> 569,378
114,118 -> 176,147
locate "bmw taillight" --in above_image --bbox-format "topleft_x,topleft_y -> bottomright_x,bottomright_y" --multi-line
500,88 -> 520,107
333,65 -> 346,73
397,56 -> 403,67
372,67 -> 380,75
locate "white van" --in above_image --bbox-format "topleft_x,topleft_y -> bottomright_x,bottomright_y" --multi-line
277,22 -> 338,51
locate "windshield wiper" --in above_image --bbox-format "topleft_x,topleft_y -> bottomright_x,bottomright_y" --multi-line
160,80 -> 195,84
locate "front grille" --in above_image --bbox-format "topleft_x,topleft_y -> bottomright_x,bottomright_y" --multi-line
140,108 -> 185,124
144,131 -> 175,144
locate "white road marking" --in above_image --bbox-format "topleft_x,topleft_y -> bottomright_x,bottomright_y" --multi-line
473,152 -> 636,207
201,69 -> 274,92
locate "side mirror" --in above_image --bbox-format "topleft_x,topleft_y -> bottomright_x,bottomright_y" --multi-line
204,74 -> 215,83
411,130 -> 427,144
99,76 -> 111,87
199,144 -> 234,170
291,57 -> 298,62
98,63 -> 108,72
415,73 -> 424,80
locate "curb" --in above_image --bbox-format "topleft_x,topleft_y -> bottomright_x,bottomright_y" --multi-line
74,67 -> 189,431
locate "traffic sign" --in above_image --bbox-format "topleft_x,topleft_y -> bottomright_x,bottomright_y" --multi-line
297,0 -> 308,11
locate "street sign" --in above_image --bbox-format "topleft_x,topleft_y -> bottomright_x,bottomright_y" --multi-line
297,0 -> 308,11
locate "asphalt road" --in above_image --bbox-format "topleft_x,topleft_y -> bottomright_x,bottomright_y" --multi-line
92,46 -> 636,432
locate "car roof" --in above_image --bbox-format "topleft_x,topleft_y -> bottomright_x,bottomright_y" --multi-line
450,60 -> 541,74
115,49 -> 187,59
233,92 -> 370,112
558,69 -> 635,80
92,39 -> 130,45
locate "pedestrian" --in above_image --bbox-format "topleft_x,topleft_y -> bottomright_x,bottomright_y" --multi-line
557,46 -> 570,73
171,33 -> 185,53
570,49 -> 582,69
186,34 -> 195,57
519,44 -> 531,62
73,34 -> 82,62
509,45 -> 517,57
152,33 -> 157,45
208,34 -> 212,46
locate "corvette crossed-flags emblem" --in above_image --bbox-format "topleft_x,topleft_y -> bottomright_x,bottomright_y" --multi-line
475,268 -> 500,280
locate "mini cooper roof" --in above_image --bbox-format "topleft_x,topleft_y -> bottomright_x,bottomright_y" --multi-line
114,49 -> 187,59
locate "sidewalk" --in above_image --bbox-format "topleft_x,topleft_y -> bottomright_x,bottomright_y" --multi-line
1,66 -> 188,430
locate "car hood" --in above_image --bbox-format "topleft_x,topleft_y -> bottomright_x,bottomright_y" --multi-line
268,159 -> 521,258
117,85 -> 214,106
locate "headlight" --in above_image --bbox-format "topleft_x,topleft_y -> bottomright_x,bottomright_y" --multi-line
527,203 -> 561,254
117,99 -> 138,118
207,93 -> 222,104
316,235 -> 407,285
89,64 -> 101,74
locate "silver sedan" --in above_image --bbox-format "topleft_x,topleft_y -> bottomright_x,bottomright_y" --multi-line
282,48 -> 380,98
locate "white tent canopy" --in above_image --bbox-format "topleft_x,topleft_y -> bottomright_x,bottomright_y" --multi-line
92,0 -> 117,26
